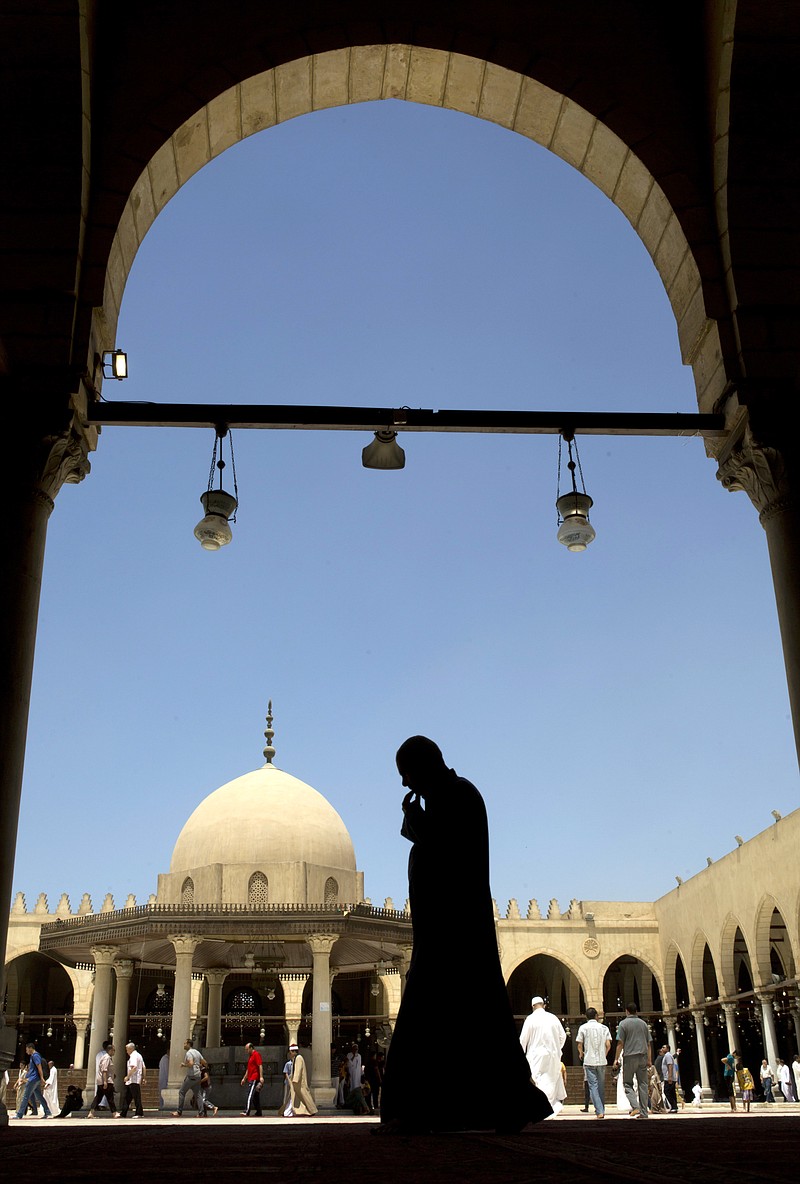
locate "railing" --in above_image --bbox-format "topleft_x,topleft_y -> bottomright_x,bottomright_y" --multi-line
40,900 -> 410,934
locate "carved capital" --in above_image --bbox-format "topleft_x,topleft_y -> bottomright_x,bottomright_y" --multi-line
717,426 -> 798,524
91,945 -> 118,968
205,968 -> 229,988
170,933 -> 203,958
306,933 -> 337,958
114,959 -> 134,981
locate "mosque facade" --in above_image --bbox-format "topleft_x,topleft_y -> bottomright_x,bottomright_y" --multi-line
3,712 -> 799,1105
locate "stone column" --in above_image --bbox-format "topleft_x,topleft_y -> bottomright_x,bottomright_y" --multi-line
789,999 -> 800,1054
204,969 -> 228,1049
280,973 -> 309,1049
691,1010 -> 712,1094
665,1016 -> 677,1054
398,944 -> 413,994
164,934 -> 202,1107
718,428 -> 800,764
0,407 -> 94,1024
307,934 -> 337,1103
87,946 -> 117,1069
721,1002 -> 740,1055
756,993 -> 780,1068
112,960 -> 134,1082
72,1016 -> 90,1070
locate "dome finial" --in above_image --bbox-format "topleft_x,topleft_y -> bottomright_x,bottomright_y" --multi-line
263,700 -> 276,765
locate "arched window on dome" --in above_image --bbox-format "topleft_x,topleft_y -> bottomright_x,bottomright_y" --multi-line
324,877 -> 339,906
248,872 -> 269,909
181,877 -> 194,906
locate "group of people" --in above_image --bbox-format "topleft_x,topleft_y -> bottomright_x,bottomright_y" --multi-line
335,1042 -> 382,1114
723,1050 -> 800,1111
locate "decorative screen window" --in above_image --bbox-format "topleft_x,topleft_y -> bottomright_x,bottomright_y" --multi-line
324,877 -> 339,905
248,871 -> 269,908
181,877 -> 194,906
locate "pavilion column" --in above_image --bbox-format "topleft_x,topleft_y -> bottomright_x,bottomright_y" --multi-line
718,427 -> 800,765
112,960 -> 134,1082
72,1016 -> 90,1070
165,934 -> 202,1105
692,1009 -> 712,1094
398,944 -> 413,994
665,1016 -> 677,1054
639,970 -> 654,1013
755,993 -> 780,1068
204,969 -> 228,1050
280,973 -> 309,1049
87,946 -> 117,1070
789,997 -> 800,1053
722,1002 -> 740,1055
307,934 -> 337,1103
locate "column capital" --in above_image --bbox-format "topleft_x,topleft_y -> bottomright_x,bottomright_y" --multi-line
717,427 -> 799,524
91,945 -> 118,967
664,1016 -> 676,1031
170,933 -> 203,957
114,959 -> 134,980
721,1000 -> 738,1015
205,968 -> 229,987
306,933 -> 338,957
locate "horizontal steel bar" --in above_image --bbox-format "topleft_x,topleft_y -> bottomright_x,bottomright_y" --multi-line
85,401 -> 727,438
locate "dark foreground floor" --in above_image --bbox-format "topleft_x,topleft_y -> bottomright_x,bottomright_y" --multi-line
1,1115 -> 798,1183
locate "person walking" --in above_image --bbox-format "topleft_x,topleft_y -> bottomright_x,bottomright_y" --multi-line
42,1061 -> 59,1116
519,997 -> 568,1116
87,1041 -> 118,1118
777,1058 -> 796,1102
575,1007 -> 611,1119
379,736 -> 551,1134
172,1038 -> 206,1117
10,1043 -> 51,1119
759,1058 -> 775,1102
661,1046 -> 678,1114
120,1042 -> 146,1118
613,1004 -> 652,1119
240,1042 -> 264,1116
286,1044 -> 317,1116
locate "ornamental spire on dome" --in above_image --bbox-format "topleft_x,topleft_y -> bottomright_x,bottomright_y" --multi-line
263,700 -> 276,765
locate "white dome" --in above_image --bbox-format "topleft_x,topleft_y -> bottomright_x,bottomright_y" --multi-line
170,763 -> 357,875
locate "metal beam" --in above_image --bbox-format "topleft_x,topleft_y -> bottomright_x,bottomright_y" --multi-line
85,401 -> 727,438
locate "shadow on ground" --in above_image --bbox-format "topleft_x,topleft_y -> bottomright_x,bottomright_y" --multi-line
2,1116 -> 799,1183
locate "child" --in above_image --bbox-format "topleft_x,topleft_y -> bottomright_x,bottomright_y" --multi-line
691,1082 -> 702,1108
735,1059 -> 754,1113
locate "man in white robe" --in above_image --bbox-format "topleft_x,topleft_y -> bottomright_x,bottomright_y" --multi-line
519,997 -> 568,1116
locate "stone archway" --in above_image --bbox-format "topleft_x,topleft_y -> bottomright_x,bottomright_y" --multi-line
3,951 -> 76,1066
753,897 -> 797,988
98,45 -> 723,423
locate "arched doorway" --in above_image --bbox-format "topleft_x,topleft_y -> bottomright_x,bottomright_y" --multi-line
507,954 -> 586,1065
3,952 -> 76,1066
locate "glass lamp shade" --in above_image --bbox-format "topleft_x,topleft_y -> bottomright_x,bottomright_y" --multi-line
194,489 -> 238,550
362,430 -> 406,469
556,492 -> 596,552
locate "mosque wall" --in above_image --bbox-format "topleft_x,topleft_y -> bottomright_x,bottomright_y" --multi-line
652,812 -> 800,1005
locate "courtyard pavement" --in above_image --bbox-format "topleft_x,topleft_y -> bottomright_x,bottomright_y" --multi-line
2,1103 -> 798,1182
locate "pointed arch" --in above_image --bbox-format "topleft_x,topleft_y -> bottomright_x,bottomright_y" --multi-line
324,877 -> 339,906
753,895 -> 796,987
98,45 -> 722,420
181,877 -> 194,907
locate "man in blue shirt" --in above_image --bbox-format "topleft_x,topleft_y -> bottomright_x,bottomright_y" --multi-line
11,1043 -> 51,1119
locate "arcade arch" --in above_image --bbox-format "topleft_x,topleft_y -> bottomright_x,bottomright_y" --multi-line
99,45 -> 722,424
3,952 -> 76,1064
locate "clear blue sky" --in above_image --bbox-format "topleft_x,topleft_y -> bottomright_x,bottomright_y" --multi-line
14,99 -> 797,917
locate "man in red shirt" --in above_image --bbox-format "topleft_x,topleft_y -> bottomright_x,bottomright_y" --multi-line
240,1042 -> 264,1116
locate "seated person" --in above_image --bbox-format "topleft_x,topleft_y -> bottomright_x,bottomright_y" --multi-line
57,1085 -> 84,1118
345,1082 -> 373,1115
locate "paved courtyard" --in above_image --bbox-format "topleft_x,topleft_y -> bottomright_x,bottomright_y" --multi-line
2,1106 -> 798,1183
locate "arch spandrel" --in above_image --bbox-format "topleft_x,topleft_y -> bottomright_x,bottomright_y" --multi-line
99,45 -> 722,420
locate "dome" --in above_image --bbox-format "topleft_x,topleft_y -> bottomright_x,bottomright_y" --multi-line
169,763 -> 357,875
